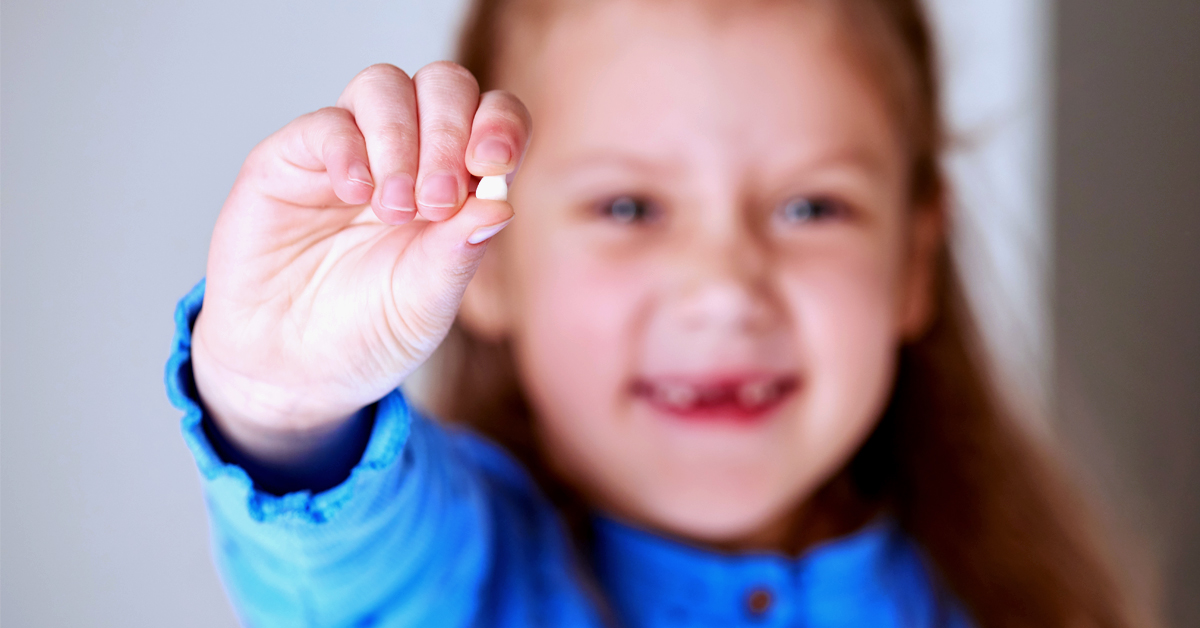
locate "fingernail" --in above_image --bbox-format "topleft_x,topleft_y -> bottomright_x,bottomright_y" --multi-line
381,174 -> 415,211
506,155 -> 524,185
349,162 -> 374,187
417,171 -> 459,208
467,217 -> 514,245
473,138 -> 512,165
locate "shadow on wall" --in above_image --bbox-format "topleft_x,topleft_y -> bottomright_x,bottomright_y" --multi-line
1053,0 -> 1200,626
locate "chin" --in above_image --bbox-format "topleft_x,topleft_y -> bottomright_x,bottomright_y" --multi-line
628,476 -> 802,547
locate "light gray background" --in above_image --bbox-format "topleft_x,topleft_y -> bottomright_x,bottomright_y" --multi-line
2,2 -> 464,626
2,1 -> 1197,626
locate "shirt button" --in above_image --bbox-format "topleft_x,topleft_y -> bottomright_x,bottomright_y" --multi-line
745,586 -> 774,617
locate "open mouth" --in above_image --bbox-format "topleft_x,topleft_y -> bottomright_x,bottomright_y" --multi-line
631,373 -> 800,423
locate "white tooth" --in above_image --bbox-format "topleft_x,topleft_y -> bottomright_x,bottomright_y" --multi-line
475,175 -> 508,201
659,383 -> 698,408
738,380 -> 774,407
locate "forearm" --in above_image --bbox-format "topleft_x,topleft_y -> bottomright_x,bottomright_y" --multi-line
168,283 -> 490,624
190,305 -> 374,494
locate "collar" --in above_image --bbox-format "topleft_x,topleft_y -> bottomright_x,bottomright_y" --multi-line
591,514 -> 962,628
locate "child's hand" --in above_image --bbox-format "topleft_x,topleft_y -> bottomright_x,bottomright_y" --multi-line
191,62 -> 530,464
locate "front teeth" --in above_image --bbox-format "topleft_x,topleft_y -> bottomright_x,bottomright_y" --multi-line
658,383 -> 699,408
646,379 -> 783,410
737,380 -> 775,408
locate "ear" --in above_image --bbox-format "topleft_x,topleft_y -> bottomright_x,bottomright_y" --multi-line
459,236 -> 513,341
898,198 -> 945,341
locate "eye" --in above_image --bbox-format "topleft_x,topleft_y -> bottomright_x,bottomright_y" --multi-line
602,196 -> 654,224
778,196 -> 843,224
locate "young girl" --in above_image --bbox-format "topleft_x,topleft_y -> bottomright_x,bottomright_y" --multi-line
167,0 -> 1138,626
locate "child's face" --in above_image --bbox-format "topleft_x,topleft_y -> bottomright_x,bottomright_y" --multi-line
463,0 -> 939,548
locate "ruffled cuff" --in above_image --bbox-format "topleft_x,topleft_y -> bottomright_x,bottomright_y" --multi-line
164,278 -> 411,524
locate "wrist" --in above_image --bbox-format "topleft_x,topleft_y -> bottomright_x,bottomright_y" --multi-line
191,310 -> 361,466
202,403 -> 375,495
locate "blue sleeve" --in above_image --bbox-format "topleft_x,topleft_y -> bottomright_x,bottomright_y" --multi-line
165,280 -> 500,627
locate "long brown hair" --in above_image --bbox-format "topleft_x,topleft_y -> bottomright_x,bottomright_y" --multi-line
432,1 -> 1144,625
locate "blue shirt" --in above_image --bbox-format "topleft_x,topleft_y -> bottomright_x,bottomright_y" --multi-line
167,280 -> 972,627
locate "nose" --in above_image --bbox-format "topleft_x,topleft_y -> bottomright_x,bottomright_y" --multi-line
668,209 -> 778,335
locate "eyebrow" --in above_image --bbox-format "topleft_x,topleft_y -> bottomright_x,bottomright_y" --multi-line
771,144 -> 895,179
546,151 -> 682,178
547,145 -> 893,181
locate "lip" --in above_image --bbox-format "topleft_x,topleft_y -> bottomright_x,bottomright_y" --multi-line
630,372 -> 800,425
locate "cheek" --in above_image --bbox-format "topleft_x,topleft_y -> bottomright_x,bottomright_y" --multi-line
509,242 -> 649,485
779,247 -> 902,479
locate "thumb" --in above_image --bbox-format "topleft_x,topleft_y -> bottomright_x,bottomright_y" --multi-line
391,193 -> 515,335
420,194 -> 515,279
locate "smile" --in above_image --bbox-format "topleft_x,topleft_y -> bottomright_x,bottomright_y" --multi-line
631,374 -> 800,424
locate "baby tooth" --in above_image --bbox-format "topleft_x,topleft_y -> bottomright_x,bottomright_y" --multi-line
475,175 -> 508,201
659,383 -> 698,408
738,381 -> 774,407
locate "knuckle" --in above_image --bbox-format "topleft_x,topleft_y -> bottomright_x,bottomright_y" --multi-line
245,139 -> 273,171
311,106 -> 352,125
353,63 -> 412,88
487,89 -> 523,110
303,108 -> 360,153
484,90 -> 533,132
415,60 -> 478,90
423,119 -> 468,141
370,121 -> 419,157
486,110 -> 527,135
372,114 -> 417,141
240,143 -> 280,190
383,131 -> 420,156
326,128 -> 362,151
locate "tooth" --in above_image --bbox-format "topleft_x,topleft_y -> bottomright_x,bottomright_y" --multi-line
659,383 -> 698,408
738,380 -> 774,407
475,175 -> 508,201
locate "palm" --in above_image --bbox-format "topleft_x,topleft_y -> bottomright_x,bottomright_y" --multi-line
203,181 -> 456,421
191,62 -> 527,442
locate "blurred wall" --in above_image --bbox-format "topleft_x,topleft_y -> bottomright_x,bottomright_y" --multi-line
1053,1 -> 1200,626
926,0 -> 1055,430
